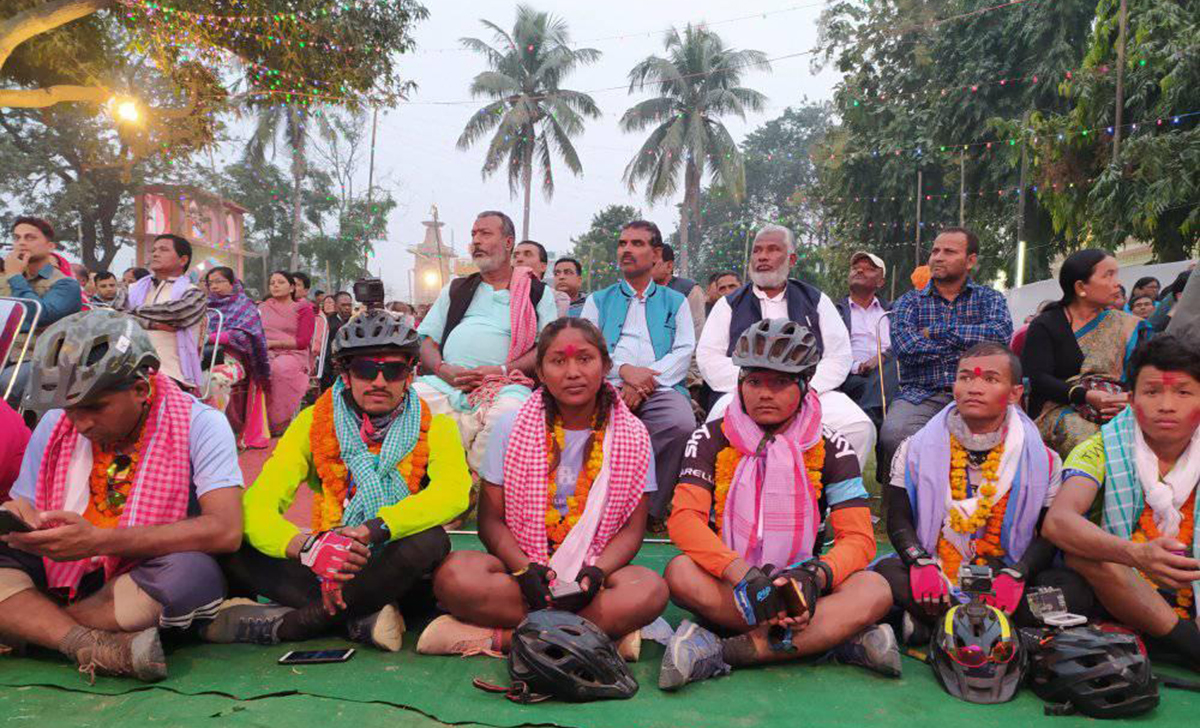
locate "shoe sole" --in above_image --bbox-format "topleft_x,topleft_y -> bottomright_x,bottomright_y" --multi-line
130,628 -> 167,682
369,604 -> 405,652
658,622 -> 699,691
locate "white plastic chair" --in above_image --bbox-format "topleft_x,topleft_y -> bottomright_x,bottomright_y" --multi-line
0,297 -> 41,402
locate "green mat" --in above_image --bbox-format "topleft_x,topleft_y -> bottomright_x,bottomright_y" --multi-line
0,536 -> 1195,727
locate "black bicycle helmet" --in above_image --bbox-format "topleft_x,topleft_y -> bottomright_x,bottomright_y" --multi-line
732,318 -> 821,381
508,611 -> 637,702
25,310 -> 160,411
930,602 -> 1025,704
1025,625 -> 1158,718
331,309 -> 419,361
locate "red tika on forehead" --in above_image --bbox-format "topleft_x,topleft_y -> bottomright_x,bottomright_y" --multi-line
562,344 -> 579,357
1160,372 -> 1181,386
973,366 -> 983,377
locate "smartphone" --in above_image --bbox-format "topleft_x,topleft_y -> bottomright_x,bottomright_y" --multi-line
0,509 -> 34,535
278,648 -> 355,665
779,578 -> 809,617
549,581 -> 588,612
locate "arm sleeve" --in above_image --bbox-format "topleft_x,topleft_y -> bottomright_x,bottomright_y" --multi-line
534,284 -> 560,332
8,410 -> 60,503
1015,509 -> 1057,576
189,407 -> 244,497
416,286 -> 451,344
687,285 -> 706,340
667,483 -> 739,578
6,275 -> 82,328
933,290 -> 1013,348
696,297 -> 739,393
294,303 -> 315,350
885,476 -> 927,567
377,414 -> 472,539
651,298 -> 695,387
890,294 -> 945,362
823,506 -> 876,587
810,294 -> 853,394
242,407 -> 315,558
131,286 -> 207,328
1021,319 -> 1073,405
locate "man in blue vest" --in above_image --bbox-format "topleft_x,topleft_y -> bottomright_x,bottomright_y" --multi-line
581,220 -> 696,521
697,225 -> 876,470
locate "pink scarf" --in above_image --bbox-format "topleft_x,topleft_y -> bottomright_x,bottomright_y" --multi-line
467,266 -> 539,411
503,384 -> 650,572
35,373 -> 193,594
722,389 -> 823,569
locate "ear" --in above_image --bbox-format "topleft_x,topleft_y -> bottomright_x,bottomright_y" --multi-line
967,252 -> 978,268
132,378 -> 152,403
1008,383 -> 1024,406
788,251 -> 799,268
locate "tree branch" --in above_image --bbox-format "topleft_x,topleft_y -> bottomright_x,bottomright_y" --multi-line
0,84 -> 109,108
0,0 -> 112,70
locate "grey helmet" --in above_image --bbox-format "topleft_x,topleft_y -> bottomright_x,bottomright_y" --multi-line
331,309 -> 420,361
25,309 -> 160,411
732,318 -> 821,381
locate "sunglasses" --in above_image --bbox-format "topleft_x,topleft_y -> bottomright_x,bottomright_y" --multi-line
947,640 -> 1016,668
347,359 -> 411,382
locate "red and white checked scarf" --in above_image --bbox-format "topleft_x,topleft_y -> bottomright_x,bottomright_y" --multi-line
35,373 -> 192,594
467,266 -> 539,412
503,383 -> 650,569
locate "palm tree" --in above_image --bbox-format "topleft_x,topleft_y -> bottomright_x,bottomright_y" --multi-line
458,5 -> 601,240
620,25 -> 769,275
244,104 -> 311,269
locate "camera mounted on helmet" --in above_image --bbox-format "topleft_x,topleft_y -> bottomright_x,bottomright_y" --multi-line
352,277 -> 386,311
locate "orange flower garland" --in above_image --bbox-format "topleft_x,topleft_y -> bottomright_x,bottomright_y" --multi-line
937,493 -> 1009,585
947,436 -> 1004,534
711,430 -> 825,538
1130,490 -> 1197,619
310,390 -> 432,531
545,418 -> 605,553
86,380 -> 154,529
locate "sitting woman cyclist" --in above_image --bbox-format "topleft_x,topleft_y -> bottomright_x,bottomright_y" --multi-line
660,319 -> 897,691
417,317 -> 668,661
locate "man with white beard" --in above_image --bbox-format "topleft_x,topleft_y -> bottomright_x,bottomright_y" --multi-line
696,225 -> 876,469
414,210 -> 560,471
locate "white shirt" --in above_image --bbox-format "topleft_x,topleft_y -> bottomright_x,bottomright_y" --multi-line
696,284 -> 852,395
848,296 -> 891,373
581,281 -> 695,389
145,278 -> 202,386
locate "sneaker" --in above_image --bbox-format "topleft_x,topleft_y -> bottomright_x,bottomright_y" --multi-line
902,612 -> 931,648
347,604 -> 405,652
616,630 -> 641,662
202,598 -> 293,645
415,615 -> 501,657
658,620 -> 731,691
832,623 -> 902,678
66,627 -> 166,683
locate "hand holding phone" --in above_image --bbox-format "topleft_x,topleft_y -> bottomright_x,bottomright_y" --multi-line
0,509 -> 34,535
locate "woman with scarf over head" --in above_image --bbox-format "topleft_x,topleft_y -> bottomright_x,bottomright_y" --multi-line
204,267 -> 270,449
417,318 -> 668,662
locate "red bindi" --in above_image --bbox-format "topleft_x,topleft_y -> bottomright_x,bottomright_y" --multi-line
973,366 -> 982,377
562,344 -> 578,357
1161,372 -> 1180,386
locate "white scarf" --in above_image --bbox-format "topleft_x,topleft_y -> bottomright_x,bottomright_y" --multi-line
942,409 -> 1024,558
1134,422 -> 1200,539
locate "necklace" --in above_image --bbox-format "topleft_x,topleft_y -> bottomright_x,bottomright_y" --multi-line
544,416 -> 605,553
1131,490 -> 1196,619
86,386 -> 154,528
948,435 -> 1004,534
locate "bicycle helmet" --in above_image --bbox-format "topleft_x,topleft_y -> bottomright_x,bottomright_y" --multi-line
732,319 -> 821,381
507,611 -> 637,702
1025,625 -> 1158,718
331,309 -> 419,361
930,602 -> 1025,704
25,310 -> 159,411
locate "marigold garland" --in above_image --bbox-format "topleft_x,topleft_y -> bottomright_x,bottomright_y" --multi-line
544,417 -> 605,553
86,380 -> 154,529
309,390 -> 431,531
938,493 -> 1009,586
711,428 -> 825,538
947,436 -> 1004,534
1130,490 -> 1197,619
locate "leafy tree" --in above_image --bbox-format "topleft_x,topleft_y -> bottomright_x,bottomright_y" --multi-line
1027,0 -> 1198,258
813,0 -> 1096,290
457,4 -> 601,240
568,204 -> 641,294
620,24 -> 769,276
245,104 -> 313,268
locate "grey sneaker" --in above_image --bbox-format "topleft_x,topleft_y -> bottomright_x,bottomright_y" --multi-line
346,603 -> 405,652
66,627 -> 166,683
832,623 -> 902,677
202,598 -> 293,645
658,620 -> 731,691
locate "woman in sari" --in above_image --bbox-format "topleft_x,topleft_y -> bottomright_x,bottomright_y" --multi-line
205,266 -> 271,448
1022,249 -> 1145,457
259,270 -> 315,436
416,317 -> 668,661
